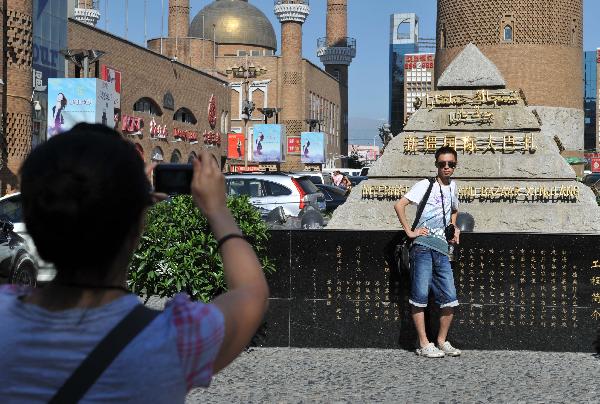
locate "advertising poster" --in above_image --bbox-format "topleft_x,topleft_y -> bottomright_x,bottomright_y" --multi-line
47,78 -> 114,138
300,132 -> 326,164
287,136 -> 301,155
227,133 -> 245,160
101,65 -> 122,109
252,124 -> 285,162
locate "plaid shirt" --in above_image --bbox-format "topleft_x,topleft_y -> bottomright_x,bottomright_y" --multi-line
0,285 -> 225,391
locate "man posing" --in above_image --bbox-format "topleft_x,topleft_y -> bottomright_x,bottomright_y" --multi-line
394,146 -> 461,358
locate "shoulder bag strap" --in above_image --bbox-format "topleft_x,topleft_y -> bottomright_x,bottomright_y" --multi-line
411,178 -> 436,231
49,304 -> 160,404
439,182 -> 447,229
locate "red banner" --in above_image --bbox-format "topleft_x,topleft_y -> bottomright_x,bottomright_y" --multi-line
173,128 -> 198,142
227,133 -> 245,159
592,158 -> 600,173
287,136 -> 301,154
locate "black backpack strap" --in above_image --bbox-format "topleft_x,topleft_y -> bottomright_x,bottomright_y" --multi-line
411,178 -> 436,231
49,304 -> 160,404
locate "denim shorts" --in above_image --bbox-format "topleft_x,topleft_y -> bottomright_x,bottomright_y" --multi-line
409,243 -> 459,308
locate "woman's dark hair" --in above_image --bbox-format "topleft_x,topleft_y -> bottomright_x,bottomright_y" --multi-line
20,123 -> 151,278
58,93 -> 67,108
435,145 -> 458,161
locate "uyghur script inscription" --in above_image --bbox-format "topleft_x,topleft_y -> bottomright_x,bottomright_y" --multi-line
426,89 -> 520,109
361,185 -> 581,202
403,134 -> 535,154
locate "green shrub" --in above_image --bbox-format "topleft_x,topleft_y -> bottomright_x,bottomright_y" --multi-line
129,195 -> 275,302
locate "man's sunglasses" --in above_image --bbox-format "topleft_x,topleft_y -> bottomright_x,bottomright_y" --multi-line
435,161 -> 457,169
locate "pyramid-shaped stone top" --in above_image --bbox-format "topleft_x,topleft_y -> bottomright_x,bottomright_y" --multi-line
437,43 -> 506,89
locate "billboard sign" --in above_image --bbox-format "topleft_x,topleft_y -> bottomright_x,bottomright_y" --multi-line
101,65 -> 121,109
47,78 -> 114,138
228,133 -> 245,160
300,132 -> 326,164
252,124 -> 285,162
287,136 -> 301,155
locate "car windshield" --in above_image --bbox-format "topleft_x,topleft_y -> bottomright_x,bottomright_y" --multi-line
296,177 -> 319,194
0,194 -> 22,223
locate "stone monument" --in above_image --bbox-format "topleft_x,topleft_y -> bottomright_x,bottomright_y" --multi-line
328,44 -> 600,232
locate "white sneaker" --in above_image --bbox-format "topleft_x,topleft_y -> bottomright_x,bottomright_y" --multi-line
416,343 -> 445,358
438,341 -> 461,357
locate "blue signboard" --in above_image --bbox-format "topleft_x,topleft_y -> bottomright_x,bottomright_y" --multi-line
300,132 -> 326,164
252,124 -> 285,163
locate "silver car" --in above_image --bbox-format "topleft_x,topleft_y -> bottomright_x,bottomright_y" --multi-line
225,173 -> 326,217
0,192 -> 56,283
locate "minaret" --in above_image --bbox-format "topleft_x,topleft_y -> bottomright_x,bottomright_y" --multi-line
318,0 -> 355,162
168,0 -> 190,39
274,0 -> 310,145
72,0 -> 101,27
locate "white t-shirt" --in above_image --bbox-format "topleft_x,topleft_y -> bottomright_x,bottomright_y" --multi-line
404,179 -> 459,252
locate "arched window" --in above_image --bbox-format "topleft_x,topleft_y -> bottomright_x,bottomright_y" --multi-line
188,151 -> 197,163
173,107 -> 197,124
133,97 -> 162,116
503,25 -> 513,42
151,146 -> 164,163
170,149 -> 182,163
220,111 -> 229,133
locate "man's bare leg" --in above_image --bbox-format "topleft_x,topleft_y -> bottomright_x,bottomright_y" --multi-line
412,306 -> 429,347
437,307 -> 454,345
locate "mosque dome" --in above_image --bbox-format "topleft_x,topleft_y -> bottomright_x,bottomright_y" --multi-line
189,0 -> 277,51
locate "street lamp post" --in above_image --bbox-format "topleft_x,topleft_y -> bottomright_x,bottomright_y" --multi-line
226,57 -> 267,167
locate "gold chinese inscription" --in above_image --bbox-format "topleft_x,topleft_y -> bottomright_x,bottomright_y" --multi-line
426,90 -> 520,109
590,259 -> 600,321
403,134 -> 536,154
449,107 -> 494,126
361,184 -> 581,202
457,247 -> 578,329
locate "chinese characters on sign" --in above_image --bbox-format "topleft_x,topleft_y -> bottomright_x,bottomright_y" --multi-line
403,134 -> 536,154
591,260 -> 600,321
173,128 -> 198,142
287,136 -> 301,155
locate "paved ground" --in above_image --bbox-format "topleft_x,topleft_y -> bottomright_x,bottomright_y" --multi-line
187,348 -> 599,403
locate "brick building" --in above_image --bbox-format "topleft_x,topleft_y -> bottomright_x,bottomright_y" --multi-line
436,0 -> 584,151
67,18 -> 231,166
147,0 -> 353,170
0,0 -> 34,193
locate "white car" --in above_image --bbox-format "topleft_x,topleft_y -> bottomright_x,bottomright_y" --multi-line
0,192 -> 56,283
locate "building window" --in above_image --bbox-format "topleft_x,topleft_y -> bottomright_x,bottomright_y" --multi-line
133,97 -> 162,116
440,24 -> 447,49
237,50 -> 247,56
173,107 -> 197,124
251,50 -> 261,56
503,25 -> 513,42
170,149 -> 182,163
188,151 -> 197,163
151,146 -> 164,163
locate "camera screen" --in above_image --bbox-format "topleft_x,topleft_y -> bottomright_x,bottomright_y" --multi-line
154,164 -> 193,195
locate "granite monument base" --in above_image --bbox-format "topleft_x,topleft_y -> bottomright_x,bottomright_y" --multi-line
260,230 -> 600,352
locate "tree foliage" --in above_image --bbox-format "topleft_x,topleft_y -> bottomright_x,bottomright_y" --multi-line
129,195 -> 274,302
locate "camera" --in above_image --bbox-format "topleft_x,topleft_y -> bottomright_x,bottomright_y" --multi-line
444,224 -> 456,241
153,164 -> 193,195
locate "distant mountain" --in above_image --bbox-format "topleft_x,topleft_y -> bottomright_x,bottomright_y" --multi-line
348,116 -> 386,147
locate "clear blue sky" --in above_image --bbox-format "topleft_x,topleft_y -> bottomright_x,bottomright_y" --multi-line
96,0 -> 600,144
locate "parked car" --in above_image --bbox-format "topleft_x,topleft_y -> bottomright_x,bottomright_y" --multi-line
348,176 -> 369,187
225,173 -> 326,217
290,171 -> 325,185
0,192 -> 56,284
0,219 -> 38,286
315,184 -> 348,212
360,167 -> 369,177
582,173 -> 600,188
